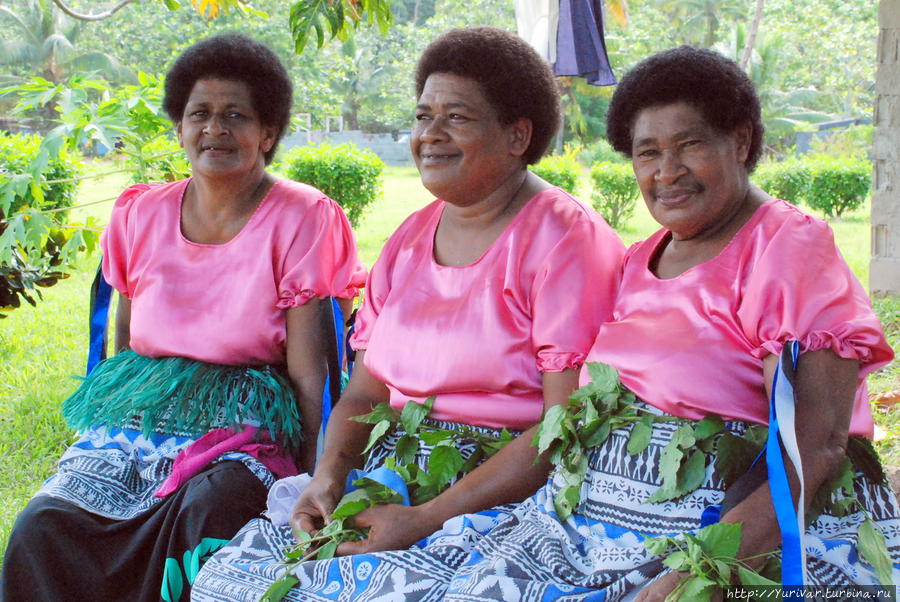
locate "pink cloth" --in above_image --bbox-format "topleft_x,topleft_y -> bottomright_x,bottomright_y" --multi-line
155,426 -> 298,497
101,178 -> 367,366
582,199 -> 894,437
351,187 -> 625,430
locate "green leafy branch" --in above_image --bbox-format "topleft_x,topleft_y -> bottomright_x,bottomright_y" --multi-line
262,397 -> 512,601
644,522 -> 781,601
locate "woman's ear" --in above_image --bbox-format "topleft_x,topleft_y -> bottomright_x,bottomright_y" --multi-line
733,122 -> 752,165
261,126 -> 278,154
509,118 -> 533,158
176,122 -> 184,147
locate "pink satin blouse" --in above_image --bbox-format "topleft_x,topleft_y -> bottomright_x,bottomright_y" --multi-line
101,178 -> 367,366
582,199 -> 893,437
350,187 -> 626,430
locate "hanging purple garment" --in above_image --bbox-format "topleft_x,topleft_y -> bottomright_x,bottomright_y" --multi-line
554,0 -> 616,86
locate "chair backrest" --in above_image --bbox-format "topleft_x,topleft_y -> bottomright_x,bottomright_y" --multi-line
86,263 -> 347,433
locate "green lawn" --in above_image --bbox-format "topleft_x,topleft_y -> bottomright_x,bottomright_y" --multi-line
0,162 -> 895,563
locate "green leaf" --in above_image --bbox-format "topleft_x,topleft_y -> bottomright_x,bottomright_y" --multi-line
395,434 -> 418,464
427,445 -> 465,489
715,432 -> 762,489
695,522 -> 741,560
736,566 -> 780,586
361,419 -> 392,455
260,573 -> 300,602
712,560 -> 732,582
627,420 -> 653,455
677,575 -> 716,601
316,540 -> 338,560
351,402 -> 399,425
644,536 -> 671,556
857,519 -> 895,586
663,550 -> 689,570
693,416 -> 724,441
585,362 -> 619,393
676,450 -> 708,496
533,404 -> 568,454
331,488 -> 373,519
400,398 -> 431,435
553,484 -> 581,521
584,419 -> 612,449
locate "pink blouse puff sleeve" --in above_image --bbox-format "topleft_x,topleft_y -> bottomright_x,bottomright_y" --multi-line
737,206 -> 893,375
100,184 -> 153,299
530,211 -> 625,373
275,197 -> 367,309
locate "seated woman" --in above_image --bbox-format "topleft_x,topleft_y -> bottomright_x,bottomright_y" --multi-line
358,46 -> 897,600
1,34 -> 366,602
191,26 -> 625,600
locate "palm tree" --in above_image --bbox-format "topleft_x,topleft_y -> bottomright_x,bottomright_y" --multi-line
654,0 -> 746,47
0,0 -> 134,86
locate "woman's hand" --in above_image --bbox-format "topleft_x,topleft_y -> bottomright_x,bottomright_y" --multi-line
335,504 -> 431,555
290,474 -> 344,536
635,571 -> 680,602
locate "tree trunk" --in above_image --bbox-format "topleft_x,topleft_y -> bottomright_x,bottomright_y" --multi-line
740,0 -> 765,71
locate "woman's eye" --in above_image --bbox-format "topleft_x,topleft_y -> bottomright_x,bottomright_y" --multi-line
636,149 -> 658,159
226,112 -> 243,120
189,110 -> 207,119
415,113 -> 431,121
448,113 -> 468,122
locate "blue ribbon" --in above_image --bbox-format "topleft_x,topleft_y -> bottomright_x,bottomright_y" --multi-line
345,466 -> 411,506
87,269 -> 113,376
320,298 -> 346,434
766,340 -> 805,589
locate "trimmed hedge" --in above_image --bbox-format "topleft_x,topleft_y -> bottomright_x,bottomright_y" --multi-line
753,155 -> 871,218
531,154 -> 580,193
752,159 -> 810,207
590,161 -> 640,230
283,143 -> 384,227
0,132 -> 81,215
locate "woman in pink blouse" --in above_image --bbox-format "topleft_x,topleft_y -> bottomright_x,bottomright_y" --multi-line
2,35 -> 365,602
190,27 -> 624,601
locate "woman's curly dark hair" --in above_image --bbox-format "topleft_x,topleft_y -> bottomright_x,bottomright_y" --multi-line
415,27 -> 560,165
606,46 -> 764,172
163,33 -> 292,165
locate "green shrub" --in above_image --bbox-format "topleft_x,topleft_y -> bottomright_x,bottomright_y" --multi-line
590,161 -> 640,230
132,136 -> 191,184
283,143 -> 384,227
805,155 -> 871,218
752,159 -> 810,206
532,153 -> 580,193
0,132 -> 83,316
0,132 -> 81,215
580,138 -> 626,166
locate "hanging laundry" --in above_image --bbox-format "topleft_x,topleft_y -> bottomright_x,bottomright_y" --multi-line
554,0 -> 616,86
514,0 -> 560,63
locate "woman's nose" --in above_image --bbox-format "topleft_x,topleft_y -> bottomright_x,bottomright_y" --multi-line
203,115 -> 228,135
417,116 -> 448,142
655,150 -> 686,183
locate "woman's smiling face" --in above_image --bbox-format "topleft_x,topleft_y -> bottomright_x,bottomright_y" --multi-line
411,72 -> 527,204
177,78 -> 275,181
630,102 -> 751,240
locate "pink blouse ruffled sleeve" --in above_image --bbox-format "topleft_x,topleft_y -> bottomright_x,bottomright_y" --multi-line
275,197 -> 367,309
530,215 -> 623,373
737,209 -> 893,371
100,184 -> 152,298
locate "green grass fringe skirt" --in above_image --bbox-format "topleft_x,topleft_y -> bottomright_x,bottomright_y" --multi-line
62,351 -> 301,446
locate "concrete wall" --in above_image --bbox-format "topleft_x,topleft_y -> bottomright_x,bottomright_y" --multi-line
872,0 -> 900,295
281,129 -> 414,167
